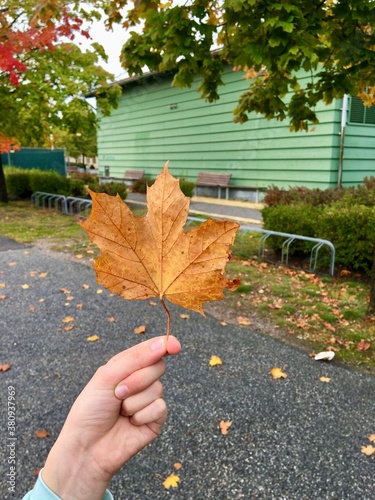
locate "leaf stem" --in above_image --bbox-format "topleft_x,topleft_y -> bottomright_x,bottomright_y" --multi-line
160,297 -> 171,340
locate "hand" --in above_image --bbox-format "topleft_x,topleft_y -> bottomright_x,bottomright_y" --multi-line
42,335 -> 181,500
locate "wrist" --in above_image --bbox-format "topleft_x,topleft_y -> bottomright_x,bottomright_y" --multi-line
42,432 -> 110,500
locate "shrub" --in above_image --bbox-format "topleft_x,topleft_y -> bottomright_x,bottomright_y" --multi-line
89,182 -> 127,199
29,170 -> 71,195
70,171 -> 99,185
131,177 -> 155,194
263,185 -> 346,207
179,178 -> 195,198
4,167 -> 32,199
69,179 -> 86,197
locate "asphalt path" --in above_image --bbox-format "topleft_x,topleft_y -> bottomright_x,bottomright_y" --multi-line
0,245 -> 374,499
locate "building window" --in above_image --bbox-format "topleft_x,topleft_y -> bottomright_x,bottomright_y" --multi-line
349,95 -> 375,125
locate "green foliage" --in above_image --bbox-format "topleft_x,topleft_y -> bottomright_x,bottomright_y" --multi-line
29,170 -> 71,196
112,0 -> 375,131
89,181 -> 127,200
179,178 -> 195,198
262,181 -> 375,274
131,178 -> 155,194
69,179 -> 87,198
4,167 -> 32,199
70,171 -> 99,185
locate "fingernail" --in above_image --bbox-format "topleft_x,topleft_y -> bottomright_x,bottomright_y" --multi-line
151,338 -> 164,351
115,384 -> 129,400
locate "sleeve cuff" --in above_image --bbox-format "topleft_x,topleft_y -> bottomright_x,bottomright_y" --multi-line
22,468 -> 114,500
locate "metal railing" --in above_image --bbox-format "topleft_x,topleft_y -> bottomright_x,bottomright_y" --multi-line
31,194 -> 335,276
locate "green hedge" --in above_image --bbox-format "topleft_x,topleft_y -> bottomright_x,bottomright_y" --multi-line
262,181 -> 375,274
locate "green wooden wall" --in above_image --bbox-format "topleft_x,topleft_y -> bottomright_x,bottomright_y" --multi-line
343,98 -> 375,186
97,67 -> 353,194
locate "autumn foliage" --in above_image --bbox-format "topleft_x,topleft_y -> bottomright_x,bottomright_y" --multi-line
82,164 -> 240,335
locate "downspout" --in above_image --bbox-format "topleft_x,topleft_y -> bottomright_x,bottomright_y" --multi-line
338,94 -> 349,187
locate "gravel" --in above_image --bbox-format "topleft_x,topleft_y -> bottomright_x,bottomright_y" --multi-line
0,245 -> 374,500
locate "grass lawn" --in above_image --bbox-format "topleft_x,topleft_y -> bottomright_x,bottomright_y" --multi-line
1,200 -> 374,373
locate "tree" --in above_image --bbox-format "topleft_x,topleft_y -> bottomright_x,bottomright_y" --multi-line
103,0 -> 375,132
0,0 -> 121,202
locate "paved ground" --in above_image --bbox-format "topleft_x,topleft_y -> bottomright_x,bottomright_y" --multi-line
0,238 -> 374,500
127,193 -> 263,226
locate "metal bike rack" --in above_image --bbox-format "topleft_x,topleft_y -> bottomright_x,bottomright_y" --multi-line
31,192 -> 91,217
186,216 -> 336,276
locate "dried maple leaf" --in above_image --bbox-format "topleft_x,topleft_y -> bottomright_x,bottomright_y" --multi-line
209,355 -> 223,367
219,420 -> 232,435
368,434 -> 375,443
62,316 -> 74,323
82,163 -> 240,336
173,462 -> 182,470
237,316 -> 251,325
0,363 -> 11,372
319,376 -> 331,383
269,367 -> 287,380
163,473 -> 180,489
357,339 -> 371,351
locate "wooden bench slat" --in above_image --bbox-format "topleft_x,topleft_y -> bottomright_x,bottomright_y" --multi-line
124,169 -> 145,181
195,172 -> 232,199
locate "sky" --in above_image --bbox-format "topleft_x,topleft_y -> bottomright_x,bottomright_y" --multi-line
77,16 -> 131,80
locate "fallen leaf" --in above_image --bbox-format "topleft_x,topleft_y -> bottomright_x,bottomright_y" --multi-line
107,316 -> 116,322
76,303 -> 83,309
179,314 -> 190,319
62,316 -> 74,323
220,321 -> 227,326
149,301 -> 157,306
237,316 -> 251,325
60,288 -> 70,294
8,262 -> 16,266
35,429 -> 50,439
29,306 -> 36,312
23,251 -> 29,254
81,163 -> 240,336
163,473 -> 180,489
0,295 -> 7,300
66,296 -> 74,301
39,298 -> 45,303
29,271 -> 38,277
0,283 -> 6,288
314,351 -> 335,361
368,434 -> 375,443
269,367 -> 287,380
39,272 -> 48,278
63,325 -> 75,331
82,284 -> 90,289
87,334 -> 100,342
96,289 -> 103,294
173,463 -> 182,470
75,254 -> 83,259
0,364 -> 11,372
319,376 -> 331,383
209,355 -> 223,367
219,420 -> 232,435
21,284 -> 29,289
134,325 -> 146,335
357,339 -> 371,351
361,445 -> 375,456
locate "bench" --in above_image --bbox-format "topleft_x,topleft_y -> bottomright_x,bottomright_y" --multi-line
124,169 -> 145,182
195,172 -> 232,199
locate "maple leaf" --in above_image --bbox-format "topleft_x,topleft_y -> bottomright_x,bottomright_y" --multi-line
269,367 -> 287,380
82,163 -> 240,336
163,473 -> 180,489
0,364 -> 11,372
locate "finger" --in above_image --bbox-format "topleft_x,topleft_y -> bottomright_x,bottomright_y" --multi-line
94,335 -> 181,389
130,398 -> 167,428
121,381 -> 163,417
114,360 -> 165,400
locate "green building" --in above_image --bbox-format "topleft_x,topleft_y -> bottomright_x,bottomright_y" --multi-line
96,67 -> 375,201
